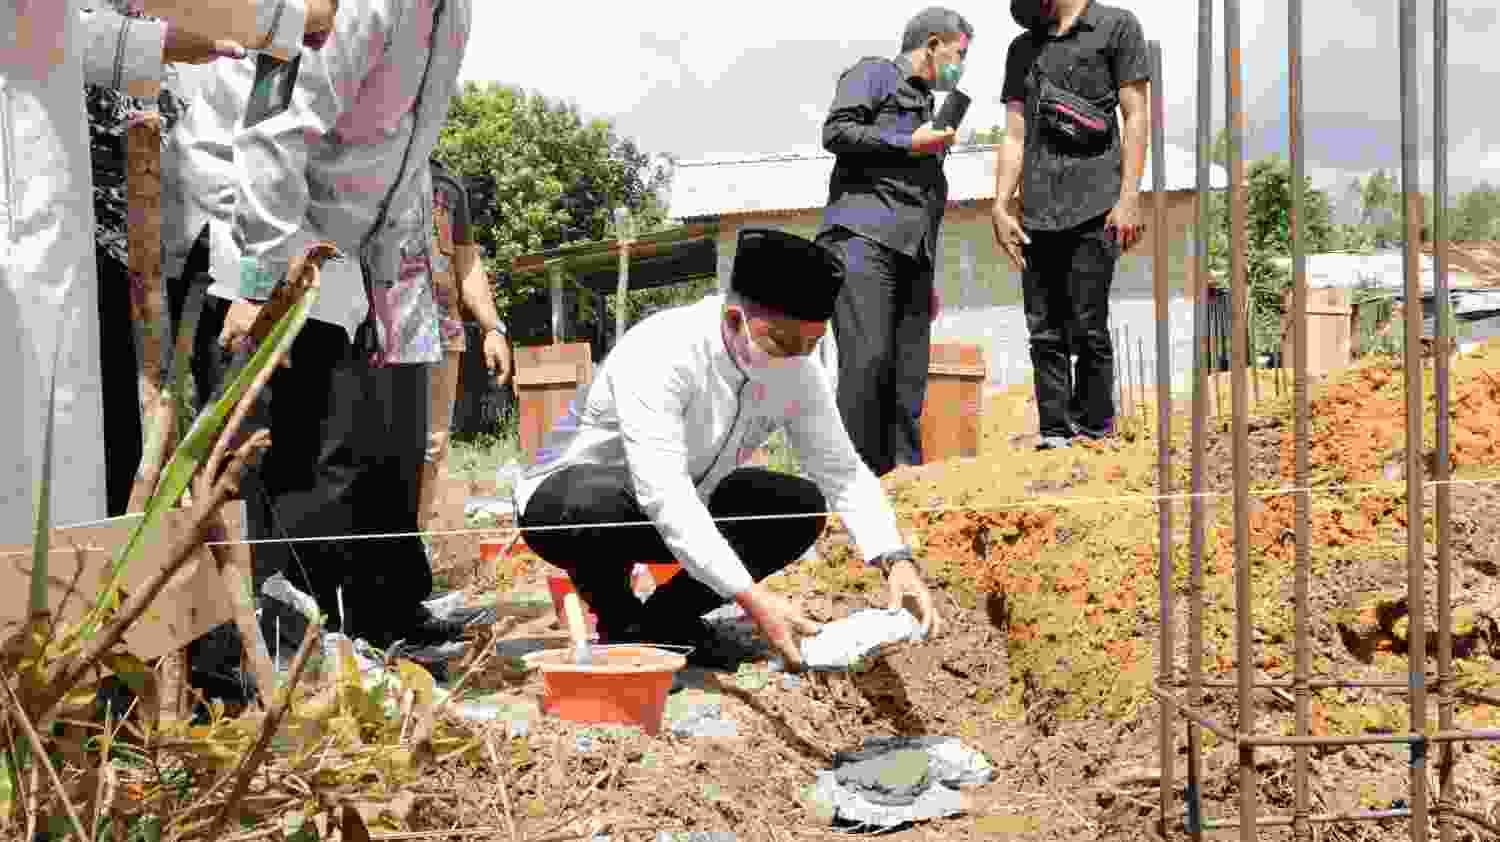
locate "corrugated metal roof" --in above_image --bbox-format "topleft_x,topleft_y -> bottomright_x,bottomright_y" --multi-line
668,143 -> 1230,220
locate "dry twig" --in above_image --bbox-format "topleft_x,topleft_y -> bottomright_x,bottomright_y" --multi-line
1,672 -> 90,841
483,734 -> 519,842
206,613 -> 322,839
29,431 -> 272,725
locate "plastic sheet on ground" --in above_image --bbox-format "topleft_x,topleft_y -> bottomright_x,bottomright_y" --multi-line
792,608 -> 927,672
807,736 -> 994,832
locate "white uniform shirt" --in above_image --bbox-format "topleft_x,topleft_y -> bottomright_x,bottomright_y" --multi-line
514,295 -> 906,600
0,0 -> 305,541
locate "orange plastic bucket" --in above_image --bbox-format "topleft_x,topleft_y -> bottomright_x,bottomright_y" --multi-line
546,575 -> 598,638
524,645 -> 687,735
641,562 -> 680,586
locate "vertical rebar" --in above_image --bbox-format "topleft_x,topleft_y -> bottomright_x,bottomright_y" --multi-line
1397,2 -> 1429,839
1433,2 -> 1456,841
1224,0 -> 1256,838
1115,325 -> 1126,420
1124,322 -> 1135,418
1185,0 -> 1213,836
1288,0 -> 1312,838
1249,295 -> 1261,407
1139,336 -> 1149,425
1149,38 -> 1175,839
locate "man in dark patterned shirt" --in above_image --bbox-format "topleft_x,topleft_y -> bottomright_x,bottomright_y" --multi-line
992,0 -> 1150,448
815,7 -> 972,478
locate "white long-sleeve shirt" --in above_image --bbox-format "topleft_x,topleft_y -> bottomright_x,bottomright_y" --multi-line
513,295 -> 907,600
1,0 -> 306,542
225,0 -> 472,365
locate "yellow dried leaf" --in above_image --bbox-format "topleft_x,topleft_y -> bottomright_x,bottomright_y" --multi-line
394,660 -> 436,708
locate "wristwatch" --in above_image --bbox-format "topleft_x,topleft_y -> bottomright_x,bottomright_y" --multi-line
487,323 -> 507,340
867,547 -> 916,578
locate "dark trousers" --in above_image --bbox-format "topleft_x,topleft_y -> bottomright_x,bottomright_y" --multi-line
159,230 -> 433,653
817,228 -> 934,477
1020,213 -> 1121,439
520,465 -> 827,638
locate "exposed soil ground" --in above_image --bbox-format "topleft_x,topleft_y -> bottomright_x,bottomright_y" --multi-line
415,348 -> 1500,842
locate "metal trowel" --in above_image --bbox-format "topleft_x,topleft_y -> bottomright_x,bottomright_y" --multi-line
562,592 -> 593,665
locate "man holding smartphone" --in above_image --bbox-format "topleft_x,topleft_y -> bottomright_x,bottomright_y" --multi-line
991,0 -> 1150,449
814,7 -> 973,479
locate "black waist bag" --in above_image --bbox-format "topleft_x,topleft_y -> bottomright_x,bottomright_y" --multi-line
1037,76 -> 1113,153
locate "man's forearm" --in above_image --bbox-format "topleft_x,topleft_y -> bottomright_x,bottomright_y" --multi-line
1120,111 -> 1149,199
456,246 -> 504,334
993,138 -> 1024,208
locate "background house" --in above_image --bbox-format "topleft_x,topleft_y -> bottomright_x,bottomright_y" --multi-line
668,142 -> 1233,387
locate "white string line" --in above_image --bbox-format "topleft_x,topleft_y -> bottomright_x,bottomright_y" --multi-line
13,474 -> 1497,557
194,472 -> 1500,548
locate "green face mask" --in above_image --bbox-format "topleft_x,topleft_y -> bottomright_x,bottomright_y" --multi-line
937,60 -> 965,90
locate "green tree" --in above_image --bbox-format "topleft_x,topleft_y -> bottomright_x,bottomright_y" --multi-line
434,81 -> 673,344
1451,181 -> 1500,241
968,125 -> 1005,145
1203,154 -> 1339,353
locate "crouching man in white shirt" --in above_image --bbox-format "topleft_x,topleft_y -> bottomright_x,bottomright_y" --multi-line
513,228 -> 942,672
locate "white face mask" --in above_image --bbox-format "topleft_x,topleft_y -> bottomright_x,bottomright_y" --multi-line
725,317 -> 798,376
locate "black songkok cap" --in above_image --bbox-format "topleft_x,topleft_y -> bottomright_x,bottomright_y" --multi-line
729,228 -> 845,322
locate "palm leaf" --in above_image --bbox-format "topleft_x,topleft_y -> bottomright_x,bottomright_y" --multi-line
78,284 -> 322,638
29,338 -> 64,618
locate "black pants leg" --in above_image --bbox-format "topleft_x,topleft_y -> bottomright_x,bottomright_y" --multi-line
98,249 -> 142,518
818,229 -> 934,476
1021,213 -> 1120,438
520,465 -> 828,638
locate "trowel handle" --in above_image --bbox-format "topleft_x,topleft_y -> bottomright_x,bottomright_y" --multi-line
562,591 -> 588,646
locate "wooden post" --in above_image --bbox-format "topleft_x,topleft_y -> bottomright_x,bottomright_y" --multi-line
614,208 -> 632,348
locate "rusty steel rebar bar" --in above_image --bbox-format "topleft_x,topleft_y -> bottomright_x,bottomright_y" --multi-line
1247,730 -> 1500,748
1156,3 -> 1490,838
1170,677 -> 1413,690
1184,0 -> 1213,835
1148,39 -> 1174,839
1397,2 -> 1430,839
1149,683 -> 1239,744
1288,0 -> 1312,838
1114,325 -> 1126,420
1223,0 -> 1255,838
1432,3 -> 1455,842
1138,336 -> 1149,425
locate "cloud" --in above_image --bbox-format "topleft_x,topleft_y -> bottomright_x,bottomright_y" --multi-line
458,1 -> 1500,192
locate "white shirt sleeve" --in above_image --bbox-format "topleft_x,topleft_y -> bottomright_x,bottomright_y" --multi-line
230,3 -> 382,299
613,355 -> 757,600
79,9 -> 167,92
784,363 -> 906,563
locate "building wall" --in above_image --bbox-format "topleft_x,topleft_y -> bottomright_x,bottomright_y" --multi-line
709,190 -> 1205,309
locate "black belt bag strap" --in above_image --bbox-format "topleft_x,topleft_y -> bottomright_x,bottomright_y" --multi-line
1036,75 -> 1113,152
354,0 -> 448,365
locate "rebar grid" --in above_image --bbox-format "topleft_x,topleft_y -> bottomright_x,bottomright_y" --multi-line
1154,1 -> 1497,838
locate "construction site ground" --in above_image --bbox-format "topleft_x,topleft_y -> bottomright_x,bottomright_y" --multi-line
420,345 -> 1500,842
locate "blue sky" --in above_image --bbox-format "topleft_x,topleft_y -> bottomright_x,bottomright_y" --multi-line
459,0 -> 1500,198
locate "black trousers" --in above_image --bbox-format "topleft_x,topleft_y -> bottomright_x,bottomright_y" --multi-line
156,229 -> 433,653
520,465 -> 827,638
817,228 -> 934,477
1020,213 -> 1121,439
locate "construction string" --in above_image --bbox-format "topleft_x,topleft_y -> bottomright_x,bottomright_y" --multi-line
15,473 -> 1498,556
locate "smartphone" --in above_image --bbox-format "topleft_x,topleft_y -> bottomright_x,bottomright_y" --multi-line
243,52 -> 302,129
933,89 -> 972,132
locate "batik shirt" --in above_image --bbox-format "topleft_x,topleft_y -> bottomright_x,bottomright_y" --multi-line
227,0 -> 472,365
429,160 -> 469,352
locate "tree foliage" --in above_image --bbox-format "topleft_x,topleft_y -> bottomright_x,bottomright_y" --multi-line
1203,154 -> 1340,353
433,82 -> 674,344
